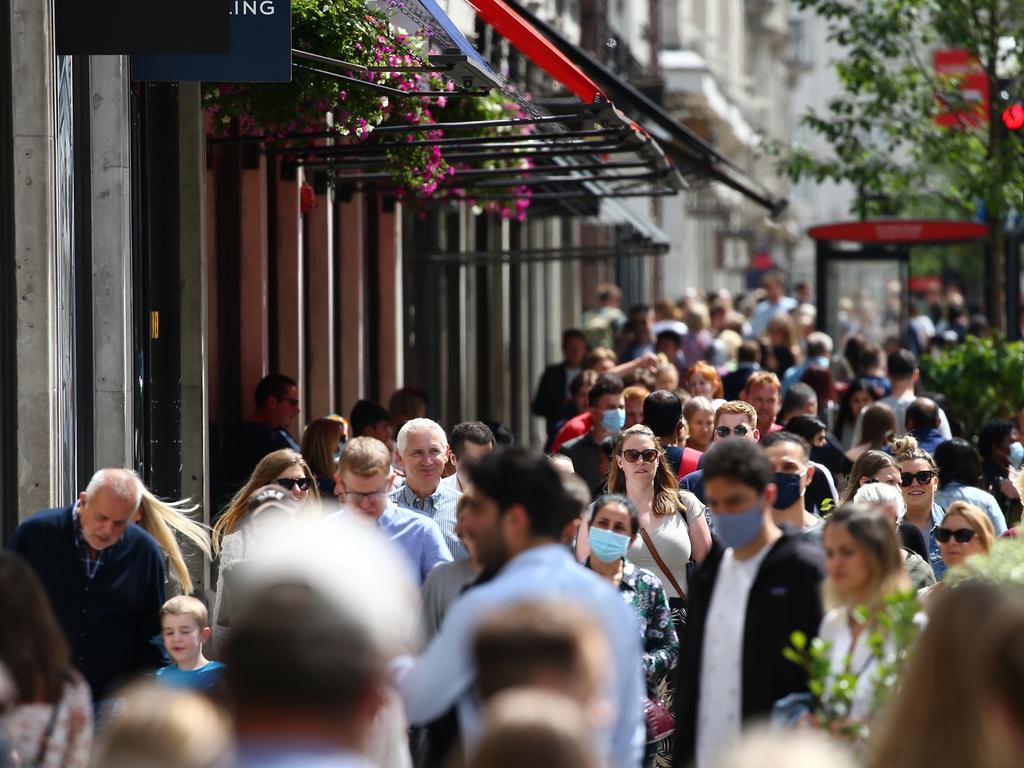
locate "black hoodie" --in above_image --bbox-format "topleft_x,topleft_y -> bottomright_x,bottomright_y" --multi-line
674,530 -> 825,767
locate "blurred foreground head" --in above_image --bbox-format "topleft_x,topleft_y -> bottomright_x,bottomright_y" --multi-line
466,689 -> 601,768
90,683 -> 230,768
225,579 -> 385,746
715,727 -> 856,768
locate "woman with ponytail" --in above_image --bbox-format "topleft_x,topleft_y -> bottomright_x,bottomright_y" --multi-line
133,483 -> 212,597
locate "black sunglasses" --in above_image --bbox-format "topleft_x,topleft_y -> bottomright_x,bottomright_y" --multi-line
715,425 -> 751,438
622,448 -> 660,464
934,527 -> 977,544
900,470 -> 936,487
276,477 -> 312,492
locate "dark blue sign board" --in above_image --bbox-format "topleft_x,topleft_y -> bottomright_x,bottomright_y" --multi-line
56,0 -> 230,55
132,1 -> 292,83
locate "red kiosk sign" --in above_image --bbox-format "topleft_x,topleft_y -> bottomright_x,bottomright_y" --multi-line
934,50 -> 989,128
807,219 -> 988,244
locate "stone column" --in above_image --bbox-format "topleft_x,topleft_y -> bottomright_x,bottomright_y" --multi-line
274,167 -> 304,400
238,151 -> 269,406
11,0 -> 58,517
89,55 -> 134,471
178,82 -> 211,587
306,182 -> 336,418
336,194 -> 364,412
376,199 -> 403,403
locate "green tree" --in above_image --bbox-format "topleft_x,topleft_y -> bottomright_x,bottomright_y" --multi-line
779,0 -> 1024,330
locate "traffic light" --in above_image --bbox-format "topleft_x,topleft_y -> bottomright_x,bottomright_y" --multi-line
1003,103 -> 1024,131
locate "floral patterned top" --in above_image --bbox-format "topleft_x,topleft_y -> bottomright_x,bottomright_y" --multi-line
589,559 -> 679,691
1,672 -> 93,768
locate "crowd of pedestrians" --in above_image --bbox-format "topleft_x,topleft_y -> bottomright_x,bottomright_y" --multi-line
3,273 -> 1024,768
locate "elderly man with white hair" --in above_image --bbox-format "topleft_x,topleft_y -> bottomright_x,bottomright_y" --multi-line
390,418 -> 466,559
853,482 -> 936,590
9,468 -> 166,701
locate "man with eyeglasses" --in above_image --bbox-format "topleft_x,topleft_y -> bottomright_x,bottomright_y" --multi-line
228,373 -> 303,493
681,401 -> 761,503
329,437 -> 452,586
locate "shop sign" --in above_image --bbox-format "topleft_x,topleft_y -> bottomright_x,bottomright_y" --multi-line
132,1 -> 291,83
55,0 -> 229,55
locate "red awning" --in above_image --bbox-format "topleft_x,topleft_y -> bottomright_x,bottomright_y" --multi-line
463,0 -> 605,104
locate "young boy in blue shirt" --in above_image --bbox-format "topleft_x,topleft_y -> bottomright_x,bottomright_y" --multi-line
156,595 -> 224,692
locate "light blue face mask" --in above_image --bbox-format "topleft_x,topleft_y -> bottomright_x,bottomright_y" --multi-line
1010,441 -> 1024,470
712,499 -> 765,550
601,407 -> 626,435
588,526 -> 631,563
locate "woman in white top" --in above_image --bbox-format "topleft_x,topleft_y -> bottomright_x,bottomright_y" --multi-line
607,424 -> 712,618
819,504 -> 921,724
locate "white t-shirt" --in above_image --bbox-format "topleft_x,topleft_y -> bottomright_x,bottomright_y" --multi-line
696,545 -> 771,768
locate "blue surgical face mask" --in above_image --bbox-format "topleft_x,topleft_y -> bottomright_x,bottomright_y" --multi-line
773,471 -> 805,509
588,526 -> 631,563
601,408 -> 626,435
712,500 -> 765,550
1010,441 -> 1024,470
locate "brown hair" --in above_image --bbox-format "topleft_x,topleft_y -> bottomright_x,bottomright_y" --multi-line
607,424 -> 683,517
213,449 -> 319,554
766,313 -> 800,348
338,436 -> 391,478
743,371 -> 782,395
622,385 -> 649,404
301,417 -> 344,481
841,450 -> 899,503
859,403 -> 896,451
160,595 -> 210,629
473,601 -> 604,707
822,504 -> 909,612
941,501 -> 996,553
0,551 -> 73,703
891,435 -> 938,471
713,400 -> 757,429
583,347 -> 617,370
871,581 -> 1012,768
686,361 -> 724,399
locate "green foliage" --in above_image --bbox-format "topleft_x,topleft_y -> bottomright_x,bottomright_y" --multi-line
945,535 -> 1024,589
920,335 -> 1024,437
774,0 -> 1024,221
784,590 -> 922,749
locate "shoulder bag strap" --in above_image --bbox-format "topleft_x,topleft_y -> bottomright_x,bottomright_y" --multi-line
31,694 -> 62,767
639,527 -> 687,604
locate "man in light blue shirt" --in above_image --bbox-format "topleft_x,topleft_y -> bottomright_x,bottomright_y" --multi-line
749,272 -> 798,339
934,438 -> 1008,535
393,449 -> 645,767
391,418 -> 466,559
330,437 -> 452,585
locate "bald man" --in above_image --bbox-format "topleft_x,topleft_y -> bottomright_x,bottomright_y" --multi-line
10,469 -> 166,700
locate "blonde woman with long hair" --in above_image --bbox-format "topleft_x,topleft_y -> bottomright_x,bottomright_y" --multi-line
918,501 -> 996,609
133,484 -> 211,597
818,503 -> 921,722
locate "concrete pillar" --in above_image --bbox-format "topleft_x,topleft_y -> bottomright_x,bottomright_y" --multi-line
377,199 -> 403,404
238,153 -> 269,412
11,0 -> 59,517
274,167 -> 304,398
89,55 -> 133,471
307,184 -> 336,418
335,194 -> 363,413
178,82 -> 210,587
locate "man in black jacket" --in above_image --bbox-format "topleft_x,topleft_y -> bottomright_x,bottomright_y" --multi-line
674,439 -> 824,768
532,329 -> 588,439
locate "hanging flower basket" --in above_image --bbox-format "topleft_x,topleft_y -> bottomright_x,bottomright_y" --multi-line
202,0 -> 532,216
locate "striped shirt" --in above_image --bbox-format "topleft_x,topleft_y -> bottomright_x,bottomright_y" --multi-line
390,482 -> 466,560
71,502 -> 108,581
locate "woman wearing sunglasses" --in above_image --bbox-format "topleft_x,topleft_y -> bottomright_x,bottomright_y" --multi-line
893,436 -> 948,579
607,425 -> 712,628
919,501 -> 996,608
842,450 -> 929,562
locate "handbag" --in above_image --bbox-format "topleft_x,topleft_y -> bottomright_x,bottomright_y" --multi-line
638,526 -> 683,744
643,695 -> 675,743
